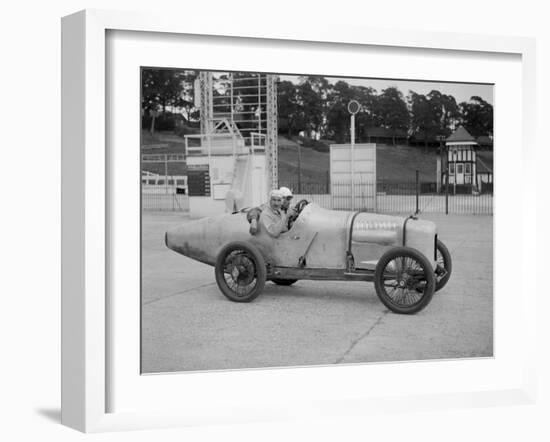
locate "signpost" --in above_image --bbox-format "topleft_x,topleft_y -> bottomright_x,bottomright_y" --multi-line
347,100 -> 361,210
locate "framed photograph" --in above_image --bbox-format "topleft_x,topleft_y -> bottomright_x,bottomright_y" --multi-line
62,9 -> 537,433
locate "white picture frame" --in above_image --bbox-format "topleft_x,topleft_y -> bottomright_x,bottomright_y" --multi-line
61,9 -> 537,433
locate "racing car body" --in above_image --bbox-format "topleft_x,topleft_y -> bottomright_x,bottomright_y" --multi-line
165,203 -> 452,314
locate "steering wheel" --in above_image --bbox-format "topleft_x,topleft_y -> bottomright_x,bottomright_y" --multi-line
294,199 -> 309,215
286,199 -> 308,230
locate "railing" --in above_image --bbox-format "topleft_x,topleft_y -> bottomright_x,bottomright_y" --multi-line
184,133 -> 247,156
141,154 -> 187,196
279,179 -> 493,215
142,193 -> 189,211
142,153 -> 185,162
250,132 -> 266,150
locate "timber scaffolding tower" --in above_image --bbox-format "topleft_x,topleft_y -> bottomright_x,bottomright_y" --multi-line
198,71 -> 278,191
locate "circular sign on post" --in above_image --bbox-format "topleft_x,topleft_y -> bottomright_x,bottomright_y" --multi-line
347,100 -> 361,115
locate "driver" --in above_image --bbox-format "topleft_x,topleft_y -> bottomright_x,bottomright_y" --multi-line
279,186 -> 293,212
280,186 -> 298,228
259,189 -> 290,238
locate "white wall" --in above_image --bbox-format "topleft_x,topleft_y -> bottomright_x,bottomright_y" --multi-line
330,143 -> 377,209
330,143 -> 376,182
1,1 -> 548,441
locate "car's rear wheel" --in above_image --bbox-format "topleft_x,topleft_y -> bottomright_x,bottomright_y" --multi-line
435,239 -> 452,292
374,247 -> 435,314
215,241 -> 266,302
271,279 -> 298,286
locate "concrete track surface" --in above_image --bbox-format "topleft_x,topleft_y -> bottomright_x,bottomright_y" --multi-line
141,212 -> 492,373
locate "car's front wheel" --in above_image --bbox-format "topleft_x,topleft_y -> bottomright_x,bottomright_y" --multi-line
215,241 -> 266,302
374,247 -> 436,314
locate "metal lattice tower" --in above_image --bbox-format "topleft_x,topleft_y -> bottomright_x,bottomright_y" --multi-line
199,71 -> 213,135
266,75 -> 278,191
198,71 -> 278,192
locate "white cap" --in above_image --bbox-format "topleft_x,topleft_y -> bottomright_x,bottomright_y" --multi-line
279,186 -> 293,198
269,189 -> 283,199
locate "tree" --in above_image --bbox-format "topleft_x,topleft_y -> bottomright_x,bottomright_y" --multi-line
426,90 -> 460,136
176,71 -> 198,120
304,75 -> 331,98
409,92 -> 435,148
440,93 -> 460,135
376,87 -> 409,144
353,86 -> 379,142
323,82 -> 380,143
325,81 -> 355,143
141,69 -> 199,133
303,76 -> 331,136
277,80 -> 304,137
142,69 -> 185,114
459,96 -> 493,137
409,90 -> 461,148
297,77 -> 329,137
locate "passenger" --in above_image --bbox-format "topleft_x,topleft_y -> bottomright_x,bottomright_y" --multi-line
259,190 -> 289,238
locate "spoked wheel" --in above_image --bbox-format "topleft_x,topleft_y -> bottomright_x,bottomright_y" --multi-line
214,241 -> 266,302
374,247 -> 436,314
271,279 -> 298,286
434,239 -> 452,292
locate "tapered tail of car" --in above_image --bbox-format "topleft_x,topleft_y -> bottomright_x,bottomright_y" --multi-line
165,219 -> 217,266
165,213 -> 252,266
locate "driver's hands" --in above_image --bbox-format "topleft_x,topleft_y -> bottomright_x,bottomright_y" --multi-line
249,218 -> 258,235
286,208 -> 298,230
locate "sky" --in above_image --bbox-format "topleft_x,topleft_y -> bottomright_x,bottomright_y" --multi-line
279,74 -> 493,105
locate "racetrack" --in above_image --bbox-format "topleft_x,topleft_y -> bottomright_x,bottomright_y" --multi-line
141,212 -> 493,373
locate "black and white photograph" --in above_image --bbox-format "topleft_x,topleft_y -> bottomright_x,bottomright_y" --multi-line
140,69 -> 493,373
5,0 -> 550,438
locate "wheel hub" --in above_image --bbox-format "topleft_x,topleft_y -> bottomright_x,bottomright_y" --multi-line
228,258 -> 254,285
231,266 -> 243,280
400,273 -> 421,290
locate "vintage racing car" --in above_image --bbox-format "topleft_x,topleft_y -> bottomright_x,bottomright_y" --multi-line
165,201 -> 452,314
